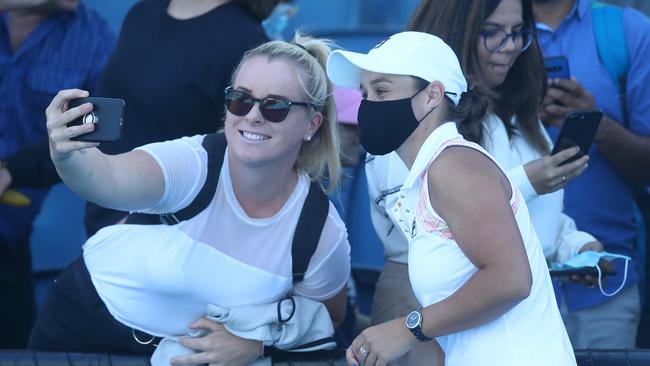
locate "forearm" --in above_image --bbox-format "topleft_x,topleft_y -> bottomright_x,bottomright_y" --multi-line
322,289 -> 347,328
53,148 -> 116,204
554,213 -> 596,264
595,116 -> 650,184
53,148 -> 163,210
421,267 -> 530,337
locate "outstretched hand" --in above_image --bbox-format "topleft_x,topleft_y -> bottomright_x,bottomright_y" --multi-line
46,89 -> 99,162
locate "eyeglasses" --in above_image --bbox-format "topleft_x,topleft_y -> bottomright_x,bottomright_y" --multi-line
224,86 -> 314,123
478,28 -> 533,53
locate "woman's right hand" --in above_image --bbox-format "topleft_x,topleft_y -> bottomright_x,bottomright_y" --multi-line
523,147 -> 589,195
46,89 -> 100,163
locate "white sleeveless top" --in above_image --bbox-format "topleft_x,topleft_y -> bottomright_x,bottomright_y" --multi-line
83,135 -> 350,337
393,123 -> 575,365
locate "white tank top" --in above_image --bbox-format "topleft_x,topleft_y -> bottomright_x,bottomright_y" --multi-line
395,123 -> 575,366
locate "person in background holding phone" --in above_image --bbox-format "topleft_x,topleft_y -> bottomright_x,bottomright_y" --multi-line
363,1 -> 600,362
0,0 -> 115,348
533,0 -> 650,348
84,0 -> 292,236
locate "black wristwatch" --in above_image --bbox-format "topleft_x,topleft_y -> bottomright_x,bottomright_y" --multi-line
406,309 -> 433,342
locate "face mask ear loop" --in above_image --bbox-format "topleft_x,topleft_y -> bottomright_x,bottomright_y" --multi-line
416,105 -> 437,124
597,258 -> 629,297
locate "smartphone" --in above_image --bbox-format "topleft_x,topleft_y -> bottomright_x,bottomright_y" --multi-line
544,56 -> 570,80
67,97 -> 125,142
550,109 -> 603,165
549,266 -> 616,278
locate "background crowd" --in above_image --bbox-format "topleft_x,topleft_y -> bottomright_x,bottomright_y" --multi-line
1,0 -> 649,364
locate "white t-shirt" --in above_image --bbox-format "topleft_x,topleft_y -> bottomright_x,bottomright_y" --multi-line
83,135 -> 350,337
399,122 -> 575,365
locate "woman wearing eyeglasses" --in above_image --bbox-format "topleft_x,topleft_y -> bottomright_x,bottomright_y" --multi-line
29,34 -> 350,365
408,0 -> 602,267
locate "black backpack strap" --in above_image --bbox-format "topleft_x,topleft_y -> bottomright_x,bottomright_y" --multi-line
291,181 -> 329,283
126,132 -> 227,225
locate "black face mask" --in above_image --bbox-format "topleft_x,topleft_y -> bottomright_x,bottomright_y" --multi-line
357,86 -> 435,156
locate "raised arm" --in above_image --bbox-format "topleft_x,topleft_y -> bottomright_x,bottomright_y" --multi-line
47,89 -> 164,211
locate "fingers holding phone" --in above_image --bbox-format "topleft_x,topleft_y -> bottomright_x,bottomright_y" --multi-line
524,146 -> 588,195
570,242 -> 611,287
549,78 -> 596,104
46,89 -> 99,162
46,90 -> 124,162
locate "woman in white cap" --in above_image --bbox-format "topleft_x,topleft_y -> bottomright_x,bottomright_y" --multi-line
327,31 -> 575,365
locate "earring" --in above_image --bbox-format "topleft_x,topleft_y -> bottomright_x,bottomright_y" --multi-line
304,135 -> 312,141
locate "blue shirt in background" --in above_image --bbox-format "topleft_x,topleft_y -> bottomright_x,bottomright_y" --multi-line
536,0 -> 650,310
0,4 -> 115,243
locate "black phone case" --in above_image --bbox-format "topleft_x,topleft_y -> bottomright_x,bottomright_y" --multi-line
67,97 -> 125,142
550,109 -> 603,165
549,266 -> 617,278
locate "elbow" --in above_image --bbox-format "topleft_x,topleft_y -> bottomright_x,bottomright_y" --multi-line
514,279 -> 532,302
490,264 -> 531,304
511,269 -> 532,303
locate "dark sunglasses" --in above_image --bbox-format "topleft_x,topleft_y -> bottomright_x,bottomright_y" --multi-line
224,86 -> 314,123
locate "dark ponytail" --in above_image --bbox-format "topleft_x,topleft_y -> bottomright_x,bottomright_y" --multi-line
446,85 -> 489,145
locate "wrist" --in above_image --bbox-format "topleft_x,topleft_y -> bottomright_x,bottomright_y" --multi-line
594,115 -> 618,145
405,309 -> 433,343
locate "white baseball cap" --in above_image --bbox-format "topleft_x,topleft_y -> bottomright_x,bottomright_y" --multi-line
327,31 -> 468,105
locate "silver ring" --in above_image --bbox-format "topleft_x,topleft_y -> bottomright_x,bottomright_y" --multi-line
359,345 -> 369,359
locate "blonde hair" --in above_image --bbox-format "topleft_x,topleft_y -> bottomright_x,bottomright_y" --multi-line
231,32 -> 341,191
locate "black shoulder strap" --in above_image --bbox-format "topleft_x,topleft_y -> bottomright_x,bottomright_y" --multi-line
291,181 -> 329,283
125,132 -> 227,225
127,132 -> 329,285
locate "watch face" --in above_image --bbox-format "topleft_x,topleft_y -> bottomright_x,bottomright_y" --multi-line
406,311 -> 421,329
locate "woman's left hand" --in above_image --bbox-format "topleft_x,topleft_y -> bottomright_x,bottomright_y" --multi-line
171,317 -> 261,366
570,241 -> 613,287
346,318 -> 417,366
